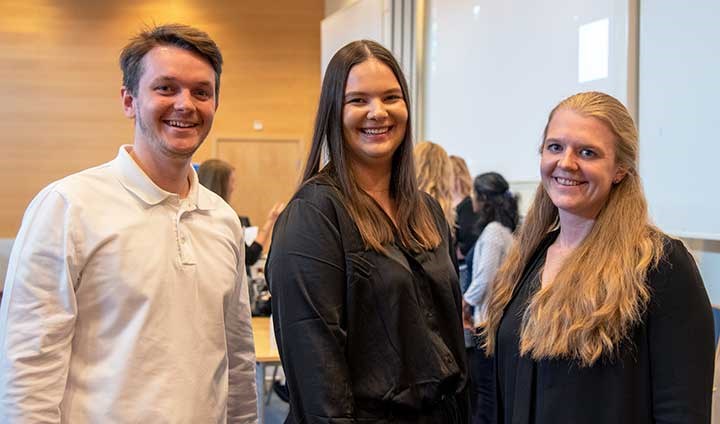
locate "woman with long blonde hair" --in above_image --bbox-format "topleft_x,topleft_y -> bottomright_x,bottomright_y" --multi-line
484,91 -> 713,423
450,155 -> 473,206
415,141 -> 456,230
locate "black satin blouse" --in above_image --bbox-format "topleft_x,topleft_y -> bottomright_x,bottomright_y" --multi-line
267,179 -> 469,423
455,196 -> 481,257
495,231 -> 714,424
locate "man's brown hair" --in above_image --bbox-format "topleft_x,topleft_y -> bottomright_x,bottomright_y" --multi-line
119,23 -> 223,101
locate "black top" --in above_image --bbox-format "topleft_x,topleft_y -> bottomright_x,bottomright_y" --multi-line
245,241 -> 262,266
495,232 -> 714,424
455,196 -> 481,257
496,233 -> 546,424
239,214 -> 263,266
267,180 -> 469,423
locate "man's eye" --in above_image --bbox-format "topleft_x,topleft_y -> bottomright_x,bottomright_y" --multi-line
155,85 -> 173,93
194,89 -> 210,99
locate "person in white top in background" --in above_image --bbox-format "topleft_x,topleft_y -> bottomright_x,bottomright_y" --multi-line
462,172 -> 519,327
461,171 -> 519,424
0,24 -> 257,423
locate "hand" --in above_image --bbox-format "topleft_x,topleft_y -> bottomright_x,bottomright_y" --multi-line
266,202 -> 286,223
255,202 -> 286,246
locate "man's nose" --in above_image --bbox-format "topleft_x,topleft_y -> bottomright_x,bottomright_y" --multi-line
174,89 -> 196,112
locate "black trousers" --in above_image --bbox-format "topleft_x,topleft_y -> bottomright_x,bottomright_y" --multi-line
468,344 -> 496,424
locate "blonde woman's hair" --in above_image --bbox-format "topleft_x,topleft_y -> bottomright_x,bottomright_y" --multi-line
415,141 -> 456,229
450,155 -> 473,198
483,91 -> 665,366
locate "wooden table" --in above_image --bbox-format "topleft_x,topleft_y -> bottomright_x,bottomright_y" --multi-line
252,317 -> 281,423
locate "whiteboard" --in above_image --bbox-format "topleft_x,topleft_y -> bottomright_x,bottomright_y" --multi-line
639,0 -> 720,240
422,0 -> 630,182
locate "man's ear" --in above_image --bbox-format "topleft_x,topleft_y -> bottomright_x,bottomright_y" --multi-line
121,86 -> 136,119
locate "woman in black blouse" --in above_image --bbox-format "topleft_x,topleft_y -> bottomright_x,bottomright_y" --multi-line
483,91 -> 714,423
266,40 -> 468,422
450,155 -> 481,262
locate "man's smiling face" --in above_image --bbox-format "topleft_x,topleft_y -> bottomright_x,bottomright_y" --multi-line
123,45 -> 217,160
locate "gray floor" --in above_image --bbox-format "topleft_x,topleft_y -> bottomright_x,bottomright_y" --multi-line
264,390 -> 289,423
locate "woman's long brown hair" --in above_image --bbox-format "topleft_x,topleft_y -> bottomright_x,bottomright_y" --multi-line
300,40 -> 441,253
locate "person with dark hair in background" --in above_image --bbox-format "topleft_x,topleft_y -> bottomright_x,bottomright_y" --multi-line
461,172 -> 518,424
198,158 -> 284,267
463,172 -> 519,327
0,24 -> 257,422
484,91 -> 713,423
266,40 -> 468,422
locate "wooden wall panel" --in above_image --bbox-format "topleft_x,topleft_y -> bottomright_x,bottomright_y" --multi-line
0,0 -> 323,237
217,138 -> 303,234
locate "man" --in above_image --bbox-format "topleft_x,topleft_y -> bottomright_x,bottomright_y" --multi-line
0,24 -> 257,423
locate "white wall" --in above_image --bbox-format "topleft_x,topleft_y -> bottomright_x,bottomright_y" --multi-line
1,239 -> 13,292
423,0 -> 630,183
325,0 -> 360,16
421,0 -> 720,304
321,0 -> 387,76
637,0 -> 720,303
685,239 -> 720,305
639,0 -> 720,241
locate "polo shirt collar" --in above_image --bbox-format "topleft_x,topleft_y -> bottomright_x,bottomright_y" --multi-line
114,145 -> 216,211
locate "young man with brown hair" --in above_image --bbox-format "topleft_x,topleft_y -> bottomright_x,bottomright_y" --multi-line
0,24 -> 257,423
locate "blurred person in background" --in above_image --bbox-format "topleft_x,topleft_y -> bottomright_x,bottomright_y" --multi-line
415,140 -> 456,234
198,158 -> 284,267
462,172 -> 519,424
450,155 -> 481,261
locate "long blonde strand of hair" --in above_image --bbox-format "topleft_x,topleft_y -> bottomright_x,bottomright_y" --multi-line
415,141 -> 456,229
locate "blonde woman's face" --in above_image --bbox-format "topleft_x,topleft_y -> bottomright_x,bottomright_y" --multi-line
342,59 -> 408,169
540,109 -> 626,220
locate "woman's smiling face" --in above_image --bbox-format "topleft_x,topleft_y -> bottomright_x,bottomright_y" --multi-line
541,108 -> 626,220
342,58 -> 408,169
